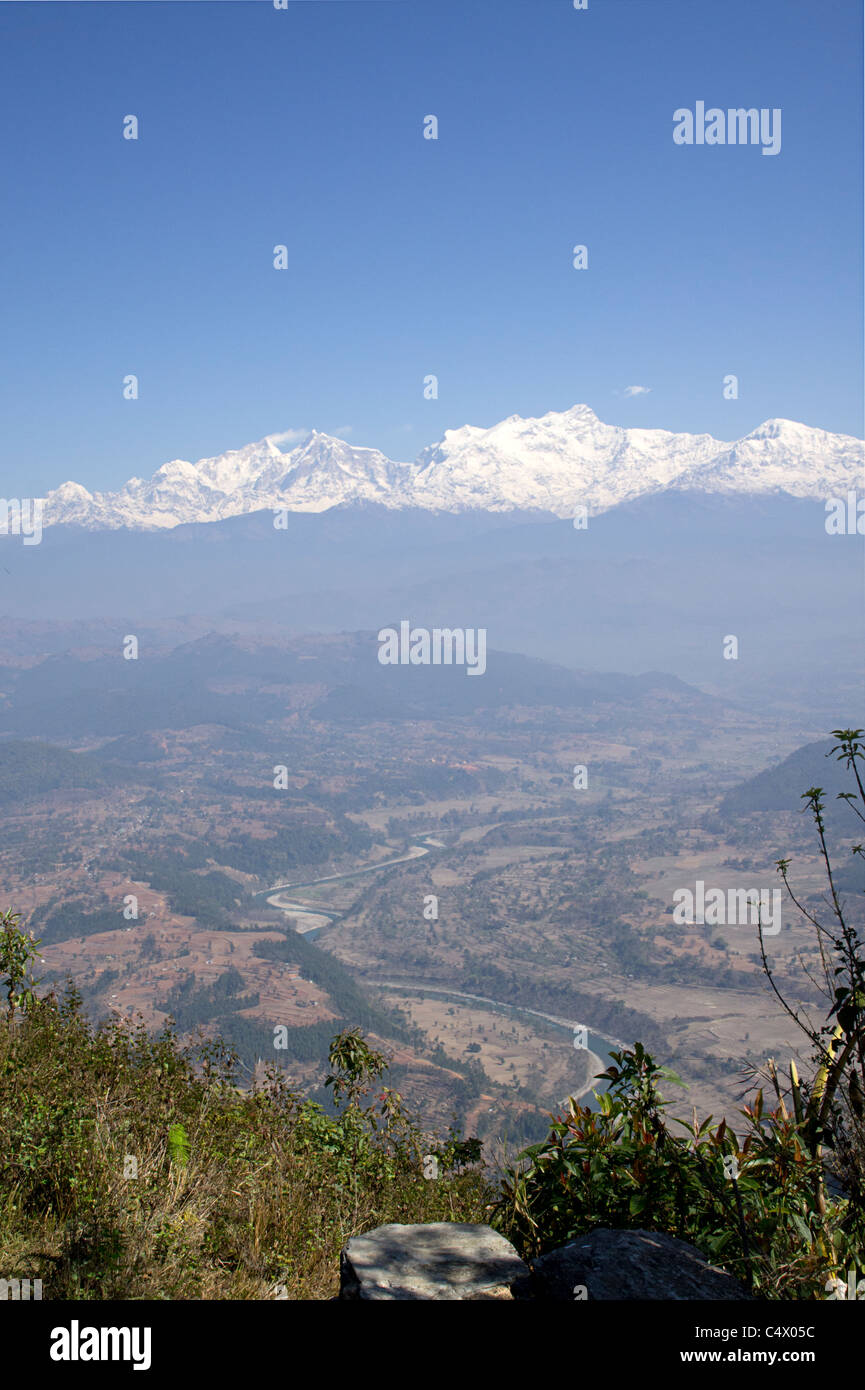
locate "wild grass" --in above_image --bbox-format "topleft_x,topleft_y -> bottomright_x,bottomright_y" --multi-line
0,992 -> 494,1300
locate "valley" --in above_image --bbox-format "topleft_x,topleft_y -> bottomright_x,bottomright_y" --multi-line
0,624 -> 856,1152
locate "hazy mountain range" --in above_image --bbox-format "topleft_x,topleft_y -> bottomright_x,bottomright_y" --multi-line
4,407 -> 860,720
41,405 -> 864,532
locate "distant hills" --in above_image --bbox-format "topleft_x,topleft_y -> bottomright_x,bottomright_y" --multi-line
1,489 -> 861,714
38,404 -> 864,531
717,736 -> 865,896
718,738 -> 860,826
0,634 -> 718,747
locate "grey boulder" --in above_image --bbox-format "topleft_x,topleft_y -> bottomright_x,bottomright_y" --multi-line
526,1228 -> 754,1300
340,1221 -> 529,1300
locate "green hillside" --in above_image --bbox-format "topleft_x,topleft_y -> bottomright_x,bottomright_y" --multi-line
0,739 -> 121,805
718,739 -> 855,821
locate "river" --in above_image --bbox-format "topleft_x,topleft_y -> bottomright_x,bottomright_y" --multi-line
256,838 -> 621,1107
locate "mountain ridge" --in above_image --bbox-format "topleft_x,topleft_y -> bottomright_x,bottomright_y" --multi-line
38,404 -> 864,532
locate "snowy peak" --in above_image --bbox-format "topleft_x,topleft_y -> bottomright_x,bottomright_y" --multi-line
676,417 -> 863,498
41,432 -> 415,530
38,408 -> 864,531
252,433 -> 413,510
413,404 -> 726,514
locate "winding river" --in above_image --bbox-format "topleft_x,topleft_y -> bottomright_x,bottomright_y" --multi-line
256,838 -> 620,1106
253,838 -> 441,932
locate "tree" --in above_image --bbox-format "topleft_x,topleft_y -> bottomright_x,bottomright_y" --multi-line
766,728 -> 865,1218
0,909 -> 43,1024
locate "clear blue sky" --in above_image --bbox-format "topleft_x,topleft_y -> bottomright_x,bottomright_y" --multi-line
0,0 -> 861,497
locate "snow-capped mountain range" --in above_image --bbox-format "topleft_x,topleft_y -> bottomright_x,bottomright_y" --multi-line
40,405 -> 864,531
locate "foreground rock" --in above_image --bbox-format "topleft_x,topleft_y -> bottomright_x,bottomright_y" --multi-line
339,1222 -> 529,1300
526,1228 -> 754,1300
339,1223 -> 755,1300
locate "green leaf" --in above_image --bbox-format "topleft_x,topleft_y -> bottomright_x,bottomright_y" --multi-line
168,1123 -> 190,1167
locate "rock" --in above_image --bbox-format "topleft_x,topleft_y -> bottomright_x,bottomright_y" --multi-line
339,1222 -> 529,1300
525,1228 -> 755,1300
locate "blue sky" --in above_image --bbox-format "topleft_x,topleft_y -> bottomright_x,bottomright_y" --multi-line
0,0 -> 861,497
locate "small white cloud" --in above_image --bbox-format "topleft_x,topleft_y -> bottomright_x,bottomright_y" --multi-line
332,425 -> 353,438
265,428 -> 310,446
622,385 -> 651,398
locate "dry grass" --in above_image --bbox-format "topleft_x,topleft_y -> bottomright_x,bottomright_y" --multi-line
0,991 -> 495,1300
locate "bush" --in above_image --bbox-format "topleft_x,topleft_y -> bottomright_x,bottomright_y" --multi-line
495,1041 -> 862,1297
0,989 -> 492,1300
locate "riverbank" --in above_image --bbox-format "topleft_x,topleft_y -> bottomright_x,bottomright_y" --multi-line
368,979 -> 620,1108
256,842 -> 622,1107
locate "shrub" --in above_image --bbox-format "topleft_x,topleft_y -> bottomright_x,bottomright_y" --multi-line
0,989 -> 492,1300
